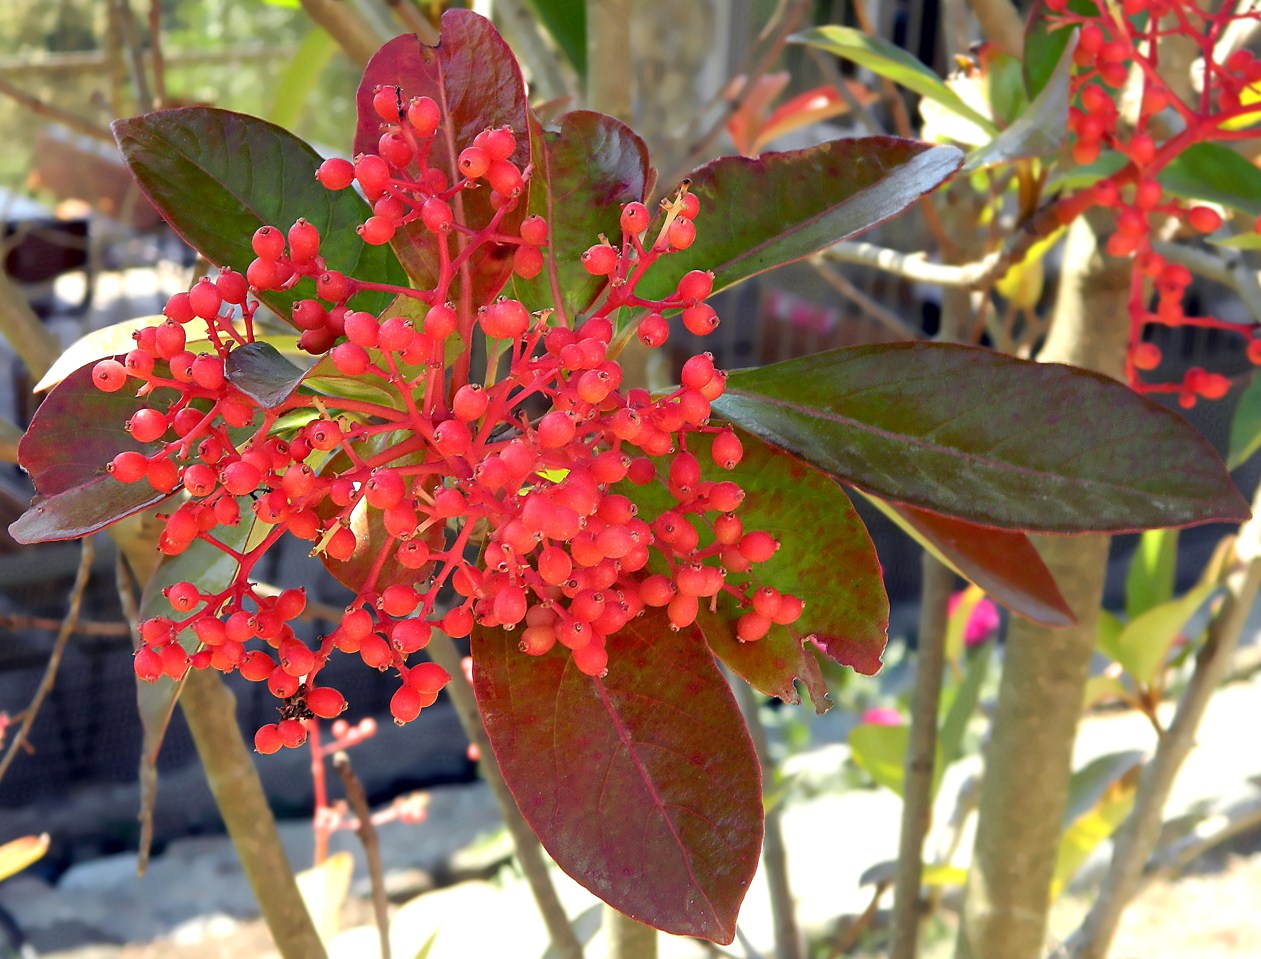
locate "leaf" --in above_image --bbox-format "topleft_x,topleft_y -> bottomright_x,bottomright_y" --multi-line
472,610 -> 762,944
136,507 -> 269,863
962,27 -> 1074,172
1053,751 -> 1142,899
33,316 -> 160,393
859,494 -> 1073,626
1160,142 -> 1261,218
112,108 -> 406,320
269,26 -> 338,131
634,137 -> 964,301
849,722 -> 944,799
296,851 -> 354,941
9,365 -> 174,544
1229,370 -> 1261,468
1046,150 -> 1127,193
938,640 -> 992,767
523,0 -> 587,78
353,11 -> 530,302
793,26 -> 998,134
1103,580 -> 1217,684
510,111 -> 650,319
0,834 -> 49,882
711,342 -> 1250,533
1125,528 -> 1179,622
1025,2 -> 1097,100
224,342 -> 308,408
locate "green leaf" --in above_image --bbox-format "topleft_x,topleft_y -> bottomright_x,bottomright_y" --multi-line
938,640 -> 992,767
962,27 -> 1074,172
1229,370 -> 1261,468
112,107 -> 406,321
352,11 -> 530,303
793,26 -> 998,134
861,494 -> 1072,626
1125,528 -> 1179,621
849,722 -> 944,799
9,365 -> 174,544
511,111 -> 650,319
1104,580 -> 1217,684
1025,2 -> 1097,100
636,137 -> 963,301
472,610 -> 763,944
712,343 -> 1250,533
224,342 -> 308,408
523,0 -> 586,78
268,26 -> 338,131
1160,142 -> 1261,217
1053,751 -> 1142,899
1046,150 -> 1127,193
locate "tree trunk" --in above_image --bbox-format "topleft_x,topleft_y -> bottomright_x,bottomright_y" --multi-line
957,213 -> 1131,959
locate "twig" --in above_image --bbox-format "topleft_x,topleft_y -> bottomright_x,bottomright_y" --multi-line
1143,795 -> 1261,884
0,613 -> 131,637
819,241 -> 1005,288
810,260 -> 923,340
824,882 -> 889,958
888,555 -> 954,959
299,0 -> 389,67
0,76 -> 114,143
109,0 -> 153,112
147,0 -> 166,106
965,0 -> 1026,60
1063,482 -> 1261,959
0,539 -> 94,784
426,631 -> 585,959
733,680 -> 802,959
334,751 -> 391,959
383,0 -> 439,44
493,0 -> 575,102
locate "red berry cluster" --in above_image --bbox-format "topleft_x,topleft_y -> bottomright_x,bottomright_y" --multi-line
93,89 -> 803,750
1052,0 -> 1261,405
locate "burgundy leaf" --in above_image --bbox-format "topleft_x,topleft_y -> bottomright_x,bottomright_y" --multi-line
472,611 -> 762,943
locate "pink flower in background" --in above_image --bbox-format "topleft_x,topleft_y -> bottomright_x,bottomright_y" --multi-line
860,706 -> 904,726
949,592 -> 1001,646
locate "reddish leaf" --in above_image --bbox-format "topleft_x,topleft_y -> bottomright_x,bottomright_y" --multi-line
510,110 -> 651,319
354,10 -> 530,301
714,343 -> 1250,533
699,433 -> 887,707
112,108 -> 404,320
9,365 -> 173,544
866,495 -> 1073,626
472,611 -> 762,943
634,137 -> 963,300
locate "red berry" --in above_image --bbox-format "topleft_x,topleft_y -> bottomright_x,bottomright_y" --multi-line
1132,341 -> 1162,370
254,724 -> 284,754
478,126 -> 517,161
457,146 -> 491,179
373,85 -> 404,121
638,313 -> 668,348
306,686 -> 347,719
520,215 -> 549,246
711,430 -> 743,469
391,684 -> 423,724
93,359 -> 128,393
677,269 -> 714,301
581,244 -> 619,276
1186,205 -> 1223,233
620,202 -> 651,234
513,244 -> 544,278
188,279 -> 223,320
359,216 -> 396,245
354,154 -> 391,194
252,225 -> 285,261
682,303 -> 719,336
408,96 -> 441,137
316,157 -> 355,190
288,219 -> 320,262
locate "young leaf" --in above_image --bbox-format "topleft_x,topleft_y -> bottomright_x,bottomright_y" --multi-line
112,108 -> 405,319
712,343 -> 1250,533
633,137 -> 964,301
9,365 -> 174,544
1024,1 -> 1097,100
353,10 -> 530,302
1124,528 -> 1179,622
938,641 -> 993,767
224,342 -> 308,408
1228,369 -> 1261,468
1102,581 -> 1217,685
850,722 -> 944,799
859,493 -> 1073,626
472,611 -> 762,944
1052,751 -> 1142,899
793,26 -> 998,134
510,111 -> 650,319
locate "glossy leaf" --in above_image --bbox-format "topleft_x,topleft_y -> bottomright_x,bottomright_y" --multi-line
511,111 -> 650,319
472,610 -> 762,943
1160,142 -> 1261,217
1125,528 -> 1178,622
633,137 -> 964,301
850,722 -> 944,799
10,365 -> 173,544
353,11 -> 530,301
861,493 -> 1072,626
1101,580 -> 1217,684
793,27 -> 997,134
112,108 -> 405,319
712,343 -> 1250,533
225,342 -> 308,408
1228,370 -> 1261,468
